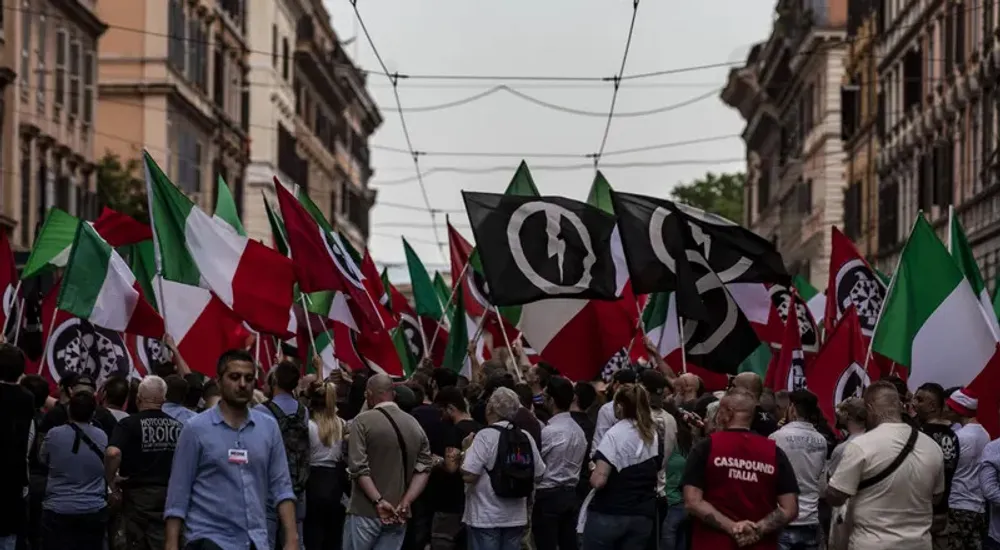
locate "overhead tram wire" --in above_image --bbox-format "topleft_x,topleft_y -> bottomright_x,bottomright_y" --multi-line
370,133 -> 740,160
349,0 -> 446,260
594,0 -> 641,170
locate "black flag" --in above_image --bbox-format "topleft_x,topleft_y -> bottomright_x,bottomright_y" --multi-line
612,191 -> 762,374
462,191 -> 619,306
611,191 -> 789,295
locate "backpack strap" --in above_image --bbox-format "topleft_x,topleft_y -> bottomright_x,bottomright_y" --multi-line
265,400 -> 285,419
857,427 -> 919,491
376,408 -> 410,485
69,423 -> 105,464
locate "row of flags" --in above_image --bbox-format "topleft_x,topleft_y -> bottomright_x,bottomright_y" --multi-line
10,152 -> 1000,441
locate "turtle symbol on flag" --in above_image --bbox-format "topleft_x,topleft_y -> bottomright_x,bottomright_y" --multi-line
600,347 -> 630,383
834,362 -> 871,404
136,336 -> 173,376
47,318 -> 133,387
324,231 -> 364,290
398,313 -> 425,360
506,202 -> 596,295
769,285 -> 819,353
786,350 -> 807,391
835,259 -> 884,336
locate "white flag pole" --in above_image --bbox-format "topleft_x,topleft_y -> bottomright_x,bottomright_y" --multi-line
678,315 -> 688,374
492,305 -> 524,382
12,297 -> 24,347
429,257 -> 472,352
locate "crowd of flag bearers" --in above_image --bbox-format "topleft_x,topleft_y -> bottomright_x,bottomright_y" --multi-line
3,158 -> 1000,550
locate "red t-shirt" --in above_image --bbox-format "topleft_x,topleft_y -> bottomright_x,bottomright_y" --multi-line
681,429 -> 799,550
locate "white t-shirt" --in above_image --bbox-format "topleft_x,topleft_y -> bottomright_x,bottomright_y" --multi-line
592,401 -> 616,454
949,422 -> 991,513
770,421 -> 828,526
308,419 -> 343,467
461,421 -> 546,529
828,422 -> 945,550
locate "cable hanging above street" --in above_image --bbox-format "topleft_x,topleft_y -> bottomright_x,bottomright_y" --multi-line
594,0 -> 641,169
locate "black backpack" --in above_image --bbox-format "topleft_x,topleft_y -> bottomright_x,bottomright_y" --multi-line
266,401 -> 311,495
487,424 -> 536,499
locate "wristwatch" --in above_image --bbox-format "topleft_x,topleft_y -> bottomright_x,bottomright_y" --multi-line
372,495 -> 384,506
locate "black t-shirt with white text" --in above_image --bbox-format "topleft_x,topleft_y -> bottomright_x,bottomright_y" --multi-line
109,409 -> 184,488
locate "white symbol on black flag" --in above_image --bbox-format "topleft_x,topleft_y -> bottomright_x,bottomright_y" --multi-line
835,259 -> 885,336
463,192 -> 617,306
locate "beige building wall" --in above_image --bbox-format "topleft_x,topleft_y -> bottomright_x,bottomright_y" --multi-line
244,0 -> 300,245
8,0 -> 106,250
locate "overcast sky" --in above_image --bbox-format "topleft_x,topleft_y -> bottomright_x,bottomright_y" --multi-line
324,0 -> 777,272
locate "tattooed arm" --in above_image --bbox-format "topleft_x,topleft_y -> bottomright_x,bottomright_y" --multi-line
683,485 -> 738,534
752,493 -> 798,536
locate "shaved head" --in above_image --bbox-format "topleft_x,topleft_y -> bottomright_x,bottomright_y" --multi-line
864,381 -> 903,426
717,388 -> 756,429
732,372 -> 763,399
367,374 -> 393,395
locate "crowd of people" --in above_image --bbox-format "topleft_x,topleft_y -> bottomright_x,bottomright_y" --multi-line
0,336 -> 998,550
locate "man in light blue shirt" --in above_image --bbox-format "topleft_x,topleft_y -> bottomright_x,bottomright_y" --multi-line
162,375 -> 197,424
164,349 -> 298,550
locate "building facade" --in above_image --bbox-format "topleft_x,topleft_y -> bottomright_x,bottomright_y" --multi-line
722,0 -> 849,286
241,0 -> 381,252
841,0 -> 880,257
95,0 -> 249,217
873,0 -> 1000,280
6,0 -> 106,249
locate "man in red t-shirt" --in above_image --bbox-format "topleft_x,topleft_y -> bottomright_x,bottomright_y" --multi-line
681,388 -> 800,549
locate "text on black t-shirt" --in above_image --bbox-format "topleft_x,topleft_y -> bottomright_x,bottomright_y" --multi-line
109,409 -> 184,488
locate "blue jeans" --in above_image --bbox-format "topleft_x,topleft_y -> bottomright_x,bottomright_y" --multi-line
659,504 -> 687,550
582,511 -> 652,550
343,514 -> 407,550
0,535 -> 15,550
467,526 -> 524,550
777,524 -> 820,550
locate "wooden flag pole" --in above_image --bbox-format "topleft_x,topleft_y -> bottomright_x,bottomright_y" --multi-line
36,306 -> 59,376
493,305 -> 524,383
300,293 -> 322,371
12,297 -> 24,347
302,293 -> 339,373
678,315 -> 688,374
254,331 -> 261,366
429,256 -> 472,353
466,311 -> 489,361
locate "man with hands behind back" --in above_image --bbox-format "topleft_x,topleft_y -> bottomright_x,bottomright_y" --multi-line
345,374 -> 434,550
681,388 -> 800,549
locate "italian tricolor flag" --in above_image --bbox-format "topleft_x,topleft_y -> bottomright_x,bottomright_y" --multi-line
144,151 -> 295,336
793,275 -> 826,328
949,212 -> 1000,340
872,215 -> 999,390
58,223 -> 164,338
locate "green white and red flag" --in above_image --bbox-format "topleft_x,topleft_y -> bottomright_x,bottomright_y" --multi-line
145,152 -> 295,336
57,223 -> 164,338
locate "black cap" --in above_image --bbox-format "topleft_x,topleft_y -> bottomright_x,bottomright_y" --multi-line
612,368 -> 637,384
60,372 -> 96,392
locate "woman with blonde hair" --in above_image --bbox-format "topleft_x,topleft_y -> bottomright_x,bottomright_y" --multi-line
303,380 -> 348,550
584,382 -> 661,550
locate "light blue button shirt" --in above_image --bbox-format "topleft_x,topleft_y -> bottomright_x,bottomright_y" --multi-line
162,402 -> 197,424
164,405 -> 296,550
